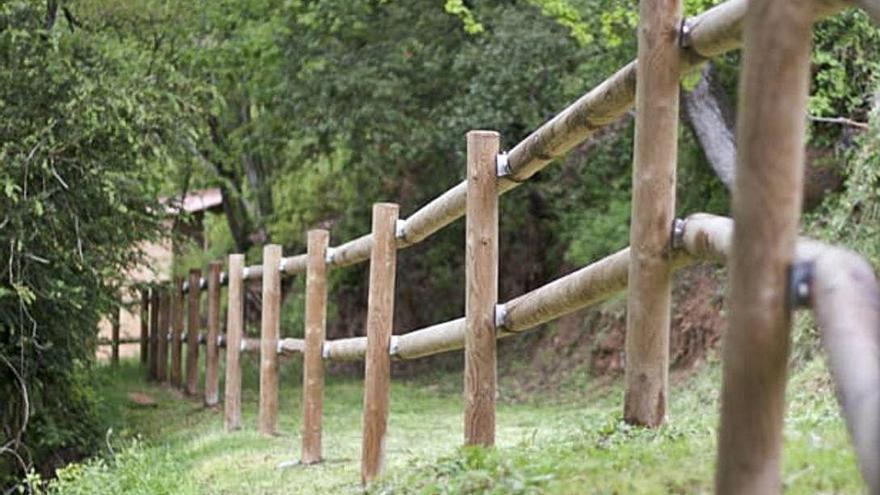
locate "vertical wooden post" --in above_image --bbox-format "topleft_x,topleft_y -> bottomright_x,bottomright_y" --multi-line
225,254 -> 245,431
259,245 -> 282,436
623,0 -> 681,427
111,305 -> 120,367
205,261 -> 222,406
171,278 -> 184,388
140,289 -> 149,366
464,130 -> 499,447
149,289 -> 159,380
186,269 -> 201,396
715,0 -> 813,493
302,229 -> 329,464
361,203 -> 398,486
156,289 -> 169,382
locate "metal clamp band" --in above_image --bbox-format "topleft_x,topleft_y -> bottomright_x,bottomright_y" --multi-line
496,152 -> 511,177
495,303 -> 508,330
671,218 -> 686,250
788,261 -> 814,309
395,219 -> 408,241
325,247 -> 336,264
389,335 -> 400,357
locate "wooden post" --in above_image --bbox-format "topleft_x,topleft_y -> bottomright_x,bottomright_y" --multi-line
225,254 -> 245,431
156,289 -> 169,382
186,269 -> 201,396
623,0 -> 681,427
111,306 -> 120,367
716,0 -> 813,493
464,130 -> 499,446
149,289 -> 159,380
302,229 -> 329,464
259,245 -> 282,436
171,278 -> 184,388
205,261 -> 222,406
140,289 -> 149,366
361,203 -> 399,485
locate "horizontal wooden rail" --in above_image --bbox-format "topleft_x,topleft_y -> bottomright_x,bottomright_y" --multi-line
317,213 -> 873,364
98,337 -> 141,345
173,0 -> 850,293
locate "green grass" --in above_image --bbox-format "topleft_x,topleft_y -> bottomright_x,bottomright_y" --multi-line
46,354 -> 862,494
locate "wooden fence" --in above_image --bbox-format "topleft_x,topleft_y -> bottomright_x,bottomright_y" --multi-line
114,0 -> 880,492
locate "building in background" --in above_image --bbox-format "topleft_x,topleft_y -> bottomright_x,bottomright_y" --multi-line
96,188 -> 224,360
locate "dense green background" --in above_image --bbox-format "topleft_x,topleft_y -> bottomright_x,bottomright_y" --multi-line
2,0 -> 878,490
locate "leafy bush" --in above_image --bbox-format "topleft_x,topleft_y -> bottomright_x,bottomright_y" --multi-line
0,0 -> 197,488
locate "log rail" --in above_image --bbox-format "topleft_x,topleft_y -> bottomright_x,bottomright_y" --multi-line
121,0 -> 880,491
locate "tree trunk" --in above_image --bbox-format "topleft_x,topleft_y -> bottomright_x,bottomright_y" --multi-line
682,64 -> 736,189
682,63 -> 842,209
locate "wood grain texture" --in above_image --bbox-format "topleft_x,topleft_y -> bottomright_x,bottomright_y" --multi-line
361,203 -> 399,486
464,131 -> 499,446
140,289 -> 149,366
224,254 -> 245,431
186,269 -> 201,396
170,278 -> 184,388
302,230 -> 329,464
148,289 -> 159,380
623,0 -> 681,428
259,245 -> 282,436
715,0 -> 813,492
156,289 -> 169,382
204,262 -> 222,406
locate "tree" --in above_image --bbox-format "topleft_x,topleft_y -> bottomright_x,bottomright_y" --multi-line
0,0 -> 199,485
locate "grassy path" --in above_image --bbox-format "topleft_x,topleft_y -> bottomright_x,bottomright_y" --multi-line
49,357 -> 861,494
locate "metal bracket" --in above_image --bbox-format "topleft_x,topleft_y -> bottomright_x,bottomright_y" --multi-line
219,272 -> 227,286
389,336 -> 400,357
199,277 -> 207,290
217,335 -> 225,347
279,258 -> 288,273
239,340 -> 248,352
671,218 -> 686,250
325,247 -> 336,265
496,152 -> 512,178
494,303 -> 508,330
395,219 -> 408,241
182,281 -> 189,293
787,261 -> 814,309
321,343 -> 330,359
242,267 -> 250,279
166,332 -> 173,342
679,18 -> 693,49
276,340 -> 284,354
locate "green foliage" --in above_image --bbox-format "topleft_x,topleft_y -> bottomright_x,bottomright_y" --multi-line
807,93 -> 880,266
810,11 -> 880,125
444,0 -> 484,34
44,358 -> 862,494
0,0 -> 199,487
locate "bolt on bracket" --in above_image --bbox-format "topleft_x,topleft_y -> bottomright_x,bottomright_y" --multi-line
787,260 -> 814,309
324,247 -> 336,264
671,218 -> 686,250
496,152 -> 511,178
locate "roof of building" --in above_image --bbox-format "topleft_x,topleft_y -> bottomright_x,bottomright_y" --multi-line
163,188 -> 224,215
